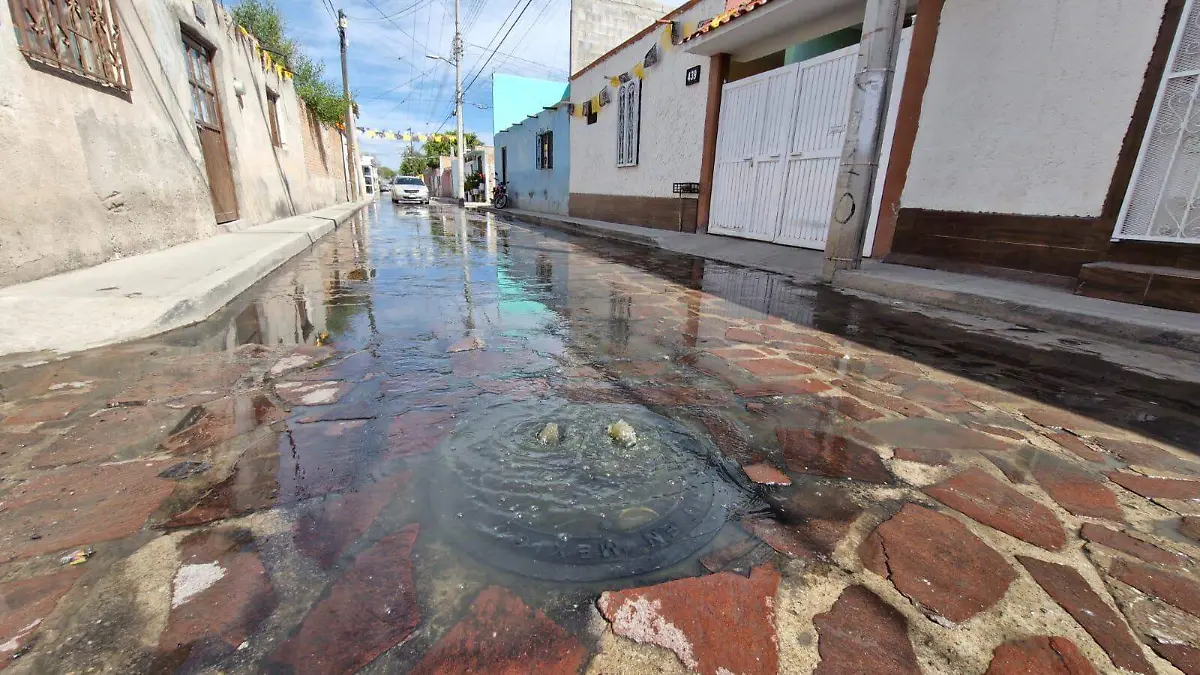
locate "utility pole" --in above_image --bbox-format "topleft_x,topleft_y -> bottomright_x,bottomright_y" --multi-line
338,9 -> 360,201
453,0 -> 466,203
820,0 -> 905,282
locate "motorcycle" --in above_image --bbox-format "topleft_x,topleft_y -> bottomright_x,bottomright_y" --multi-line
492,181 -> 510,209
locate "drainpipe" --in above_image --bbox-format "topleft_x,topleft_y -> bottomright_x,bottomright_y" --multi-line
820,0 -> 906,282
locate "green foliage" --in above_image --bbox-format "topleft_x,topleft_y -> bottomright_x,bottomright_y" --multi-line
378,166 -> 396,180
421,132 -> 481,169
399,149 -> 426,177
231,0 -> 350,126
464,170 -> 484,193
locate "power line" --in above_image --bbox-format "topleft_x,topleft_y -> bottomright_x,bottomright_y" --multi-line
431,0 -> 533,134
342,0 -> 432,21
460,0 -> 534,97
493,0 -> 561,75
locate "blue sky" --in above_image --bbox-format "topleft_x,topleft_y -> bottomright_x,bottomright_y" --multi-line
275,0 -> 570,168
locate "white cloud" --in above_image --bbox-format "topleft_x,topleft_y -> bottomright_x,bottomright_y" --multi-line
276,0 -> 570,164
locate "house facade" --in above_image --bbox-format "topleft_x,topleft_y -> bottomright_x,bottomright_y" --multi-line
1,0 -> 356,287
568,0 -> 722,231
870,0 -> 1198,313
495,103 -> 571,215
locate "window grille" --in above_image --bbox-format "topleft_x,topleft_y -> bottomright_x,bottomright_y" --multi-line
10,0 -> 131,91
617,80 -> 640,167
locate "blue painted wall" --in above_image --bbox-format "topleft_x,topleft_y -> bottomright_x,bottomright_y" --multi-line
494,104 -> 570,215
491,74 -> 568,136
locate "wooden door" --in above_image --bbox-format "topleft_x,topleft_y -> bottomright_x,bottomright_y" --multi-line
184,36 -> 238,223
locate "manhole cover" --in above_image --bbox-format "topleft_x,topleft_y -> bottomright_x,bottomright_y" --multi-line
433,402 -> 737,582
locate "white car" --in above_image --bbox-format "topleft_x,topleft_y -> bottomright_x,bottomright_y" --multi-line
392,176 -> 430,204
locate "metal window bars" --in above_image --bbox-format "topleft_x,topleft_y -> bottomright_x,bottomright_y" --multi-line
10,0 -> 131,91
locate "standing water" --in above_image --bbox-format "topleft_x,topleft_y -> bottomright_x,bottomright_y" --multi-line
2,201 -> 1200,674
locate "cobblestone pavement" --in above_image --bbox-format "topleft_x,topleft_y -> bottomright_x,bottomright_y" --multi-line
1,203 -> 1199,674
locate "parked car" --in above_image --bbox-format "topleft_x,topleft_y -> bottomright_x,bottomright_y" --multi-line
392,176 -> 429,204
380,182 -> 392,192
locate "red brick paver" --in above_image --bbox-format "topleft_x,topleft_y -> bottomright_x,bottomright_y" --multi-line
1030,454 -> 1124,522
893,447 -> 952,466
1079,523 -> 1186,567
411,586 -> 587,674
598,565 -> 779,675
2,461 -> 174,559
983,636 -> 1096,675
1105,471 -> 1200,500
813,585 -> 920,675
1017,556 -> 1153,674
294,471 -> 411,569
1109,559 -> 1200,619
777,428 -> 891,484
924,468 -> 1066,551
0,569 -> 82,660
271,525 -> 420,675
860,504 -> 1016,623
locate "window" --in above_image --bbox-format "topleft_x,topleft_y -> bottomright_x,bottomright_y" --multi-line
184,37 -> 220,129
266,90 -> 282,147
10,0 -> 131,91
616,81 -> 640,167
500,146 -> 507,183
536,132 -> 553,170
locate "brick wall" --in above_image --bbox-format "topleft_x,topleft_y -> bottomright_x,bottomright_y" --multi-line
299,103 -> 349,203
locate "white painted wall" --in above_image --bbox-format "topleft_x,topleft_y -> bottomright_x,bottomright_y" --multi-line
0,0 -> 350,287
902,0 -> 1167,217
569,0 -> 724,200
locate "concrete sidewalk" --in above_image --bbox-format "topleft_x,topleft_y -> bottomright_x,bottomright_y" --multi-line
484,207 -> 1200,356
0,201 -> 366,358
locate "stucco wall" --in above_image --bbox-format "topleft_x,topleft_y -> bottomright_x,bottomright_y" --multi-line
0,0 -> 350,287
496,106 -> 571,214
902,0 -> 1167,217
569,0 -> 723,200
570,0 -> 671,75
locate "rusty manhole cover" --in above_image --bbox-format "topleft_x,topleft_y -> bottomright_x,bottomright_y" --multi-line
433,402 -> 736,582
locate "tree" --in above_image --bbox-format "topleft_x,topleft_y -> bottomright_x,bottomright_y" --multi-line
421,132 -> 481,169
378,166 -> 396,181
230,0 -> 350,125
399,149 -> 426,177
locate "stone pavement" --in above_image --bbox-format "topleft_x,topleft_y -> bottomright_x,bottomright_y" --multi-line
1,204 -> 1199,674
482,207 -> 1200,358
0,200 -> 367,359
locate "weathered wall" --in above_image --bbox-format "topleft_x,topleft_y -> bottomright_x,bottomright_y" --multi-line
571,0 -> 671,74
569,0 -> 722,217
495,106 -> 571,215
901,0 -> 1166,218
0,0 -> 350,287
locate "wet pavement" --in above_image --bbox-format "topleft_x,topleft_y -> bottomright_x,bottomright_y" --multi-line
2,202 -> 1200,674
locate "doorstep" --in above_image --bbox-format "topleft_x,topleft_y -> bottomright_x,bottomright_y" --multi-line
0,200 -> 369,359
484,206 -> 1200,356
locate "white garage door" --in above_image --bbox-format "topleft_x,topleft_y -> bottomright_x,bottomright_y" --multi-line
708,31 -> 911,251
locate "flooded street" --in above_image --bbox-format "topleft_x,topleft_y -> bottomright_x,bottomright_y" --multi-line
2,202 -> 1200,674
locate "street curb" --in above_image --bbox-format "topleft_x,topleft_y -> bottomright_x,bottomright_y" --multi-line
834,269 -> 1200,356
149,201 -> 370,340
0,200 -> 368,358
480,206 -> 660,248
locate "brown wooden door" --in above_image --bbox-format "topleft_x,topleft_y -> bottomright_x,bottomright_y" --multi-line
184,36 -> 238,223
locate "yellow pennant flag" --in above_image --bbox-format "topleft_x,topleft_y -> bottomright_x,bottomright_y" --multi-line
660,23 -> 673,49
590,95 -> 600,111
402,133 -> 412,142
682,21 -> 696,36
610,76 -> 620,87
632,63 -> 645,80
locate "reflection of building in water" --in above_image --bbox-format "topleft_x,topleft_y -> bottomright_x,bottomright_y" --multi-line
222,215 -> 373,347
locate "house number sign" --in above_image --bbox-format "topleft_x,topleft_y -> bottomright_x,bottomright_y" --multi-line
685,65 -> 701,86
